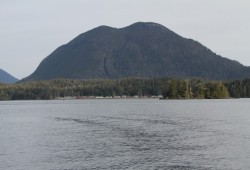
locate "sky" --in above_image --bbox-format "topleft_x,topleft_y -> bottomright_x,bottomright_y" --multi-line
0,0 -> 250,79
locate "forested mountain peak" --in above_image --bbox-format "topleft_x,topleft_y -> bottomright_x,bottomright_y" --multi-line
123,22 -> 168,30
22,22 -> 250,82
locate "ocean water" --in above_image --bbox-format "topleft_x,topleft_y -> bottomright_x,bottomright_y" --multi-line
1,99 -> 250,170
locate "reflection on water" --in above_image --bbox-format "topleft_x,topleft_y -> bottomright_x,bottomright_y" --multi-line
1,99 -> 250,169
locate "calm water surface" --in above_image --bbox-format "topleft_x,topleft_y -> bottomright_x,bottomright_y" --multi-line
1,99 -> 250,170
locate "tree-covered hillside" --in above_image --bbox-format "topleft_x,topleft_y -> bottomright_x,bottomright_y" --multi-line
22,22 -> 250,82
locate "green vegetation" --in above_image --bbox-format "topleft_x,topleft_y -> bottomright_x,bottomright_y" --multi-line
0,77 -> 241,100
22,22 -> 250,82
225,79 -> 250,98
161,79 -> 229,99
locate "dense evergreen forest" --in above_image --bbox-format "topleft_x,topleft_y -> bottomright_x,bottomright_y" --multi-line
22,22 -> 250,82
1,78 -> 248,100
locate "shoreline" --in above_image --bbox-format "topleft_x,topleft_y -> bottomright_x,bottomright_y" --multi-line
55,95 -> 163,100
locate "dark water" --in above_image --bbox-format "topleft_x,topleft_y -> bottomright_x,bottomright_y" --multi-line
1,99 -> 250,170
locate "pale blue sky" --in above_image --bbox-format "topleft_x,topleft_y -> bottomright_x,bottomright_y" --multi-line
1,0 -> 250,79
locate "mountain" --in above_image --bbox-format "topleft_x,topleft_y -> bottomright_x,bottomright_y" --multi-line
0,69 -> 18,84
22,22 -> 250,81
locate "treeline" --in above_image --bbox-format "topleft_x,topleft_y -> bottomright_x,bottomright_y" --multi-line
0,78 -> 249,100
161,79 -> 229,99
225,79 -> 250,98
